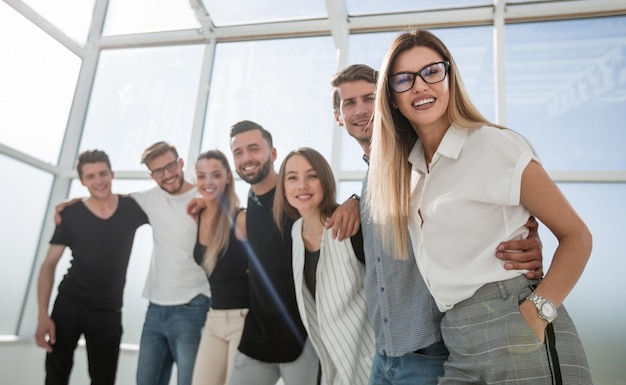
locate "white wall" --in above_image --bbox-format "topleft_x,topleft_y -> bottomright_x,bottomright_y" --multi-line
0,339 -> 176,385
0,339 -> 291,385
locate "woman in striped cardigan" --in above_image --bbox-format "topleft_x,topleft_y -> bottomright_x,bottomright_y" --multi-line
273,147 -> 375,385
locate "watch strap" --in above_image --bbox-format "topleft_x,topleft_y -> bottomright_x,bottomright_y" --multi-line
526,292 -> 558,323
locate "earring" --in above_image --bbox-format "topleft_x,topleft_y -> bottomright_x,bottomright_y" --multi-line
391,102 -> 398,109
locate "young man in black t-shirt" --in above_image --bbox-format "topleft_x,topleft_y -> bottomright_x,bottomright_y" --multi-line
227,121 -> 316,385
35,150 -> 148,385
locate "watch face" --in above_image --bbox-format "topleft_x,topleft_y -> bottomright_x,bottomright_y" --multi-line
541,303 -> 557,318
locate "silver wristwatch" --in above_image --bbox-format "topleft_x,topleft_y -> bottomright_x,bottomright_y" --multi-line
526,292 -> 558,323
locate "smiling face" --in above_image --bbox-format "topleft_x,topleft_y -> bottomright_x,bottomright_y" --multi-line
230,129 -> 276,186
146,151 -> 185,194
334,79 -> 376,143
79,161 -> 114,200
195,157 -> 230,203
391,46 -> 450,134
283,154 -> 323,215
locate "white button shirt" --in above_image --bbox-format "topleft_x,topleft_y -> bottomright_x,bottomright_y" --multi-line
407,125 -> 537,312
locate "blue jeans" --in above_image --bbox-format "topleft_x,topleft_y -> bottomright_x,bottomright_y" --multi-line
369,341 -> 449,385
136,295 -> 211,385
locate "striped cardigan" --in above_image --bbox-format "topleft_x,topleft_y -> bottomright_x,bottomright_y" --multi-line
291,218 -> 375,385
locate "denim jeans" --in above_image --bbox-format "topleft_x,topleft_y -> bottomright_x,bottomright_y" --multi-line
136,294 -> 211,385
369,340 -> 449,385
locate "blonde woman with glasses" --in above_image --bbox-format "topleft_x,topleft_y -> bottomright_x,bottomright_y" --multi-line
367,29 -> 593,384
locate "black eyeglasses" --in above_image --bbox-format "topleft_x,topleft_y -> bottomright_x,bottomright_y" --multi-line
150,158 -> 180,178
388,61 -> 450,93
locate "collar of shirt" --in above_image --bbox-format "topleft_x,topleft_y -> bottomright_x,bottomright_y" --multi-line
408,125 -> 467,172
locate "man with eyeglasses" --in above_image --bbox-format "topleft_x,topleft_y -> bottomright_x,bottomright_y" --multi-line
55,141 -> 211,385
133,141 -> 211,385
330,64 -> 545,385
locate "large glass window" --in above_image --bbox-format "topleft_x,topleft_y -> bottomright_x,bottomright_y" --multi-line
0,2 -> 81,165
201,36 -> 337,172
80,44 -> 205,170
201,0 -> 327,26
505,16 -> 626,170
20,0 -> 95,44
102,0 -> 199,36
0,155 -> 53,334
346,0 -> 490,16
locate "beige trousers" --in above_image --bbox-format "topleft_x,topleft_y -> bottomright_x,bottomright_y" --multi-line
191,308 -> 248,385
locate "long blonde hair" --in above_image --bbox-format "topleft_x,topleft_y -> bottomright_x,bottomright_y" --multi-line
197,150 -> 241,273
367,29 -> 499,259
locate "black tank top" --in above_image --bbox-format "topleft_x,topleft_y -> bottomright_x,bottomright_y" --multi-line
193,208 -> 250,309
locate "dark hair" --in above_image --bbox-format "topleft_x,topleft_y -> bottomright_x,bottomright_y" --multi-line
330,64 -> 379,112
77,149 -> 111,179
229,120 -> 273,148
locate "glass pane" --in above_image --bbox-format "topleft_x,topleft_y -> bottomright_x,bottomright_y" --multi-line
22,0 -> 95,44
346,0 -> 489,16
338,129 -> 370,173
0,3 -> 81,165
345,26 -> 494,170
103,0 -> 200,36
58,179 -> 155,344
536,182 -> 626,385
338,180 -> 363,203
233,180 -> 251,206
202,0 -> 327,26
346,31 -> 396,73
506,16 -> 626,170
201,37 -> 337,170
80,45 -> 205,170
0,154 -> 53,334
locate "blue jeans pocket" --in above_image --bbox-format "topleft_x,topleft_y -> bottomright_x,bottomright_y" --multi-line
183,294 -> 211,310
